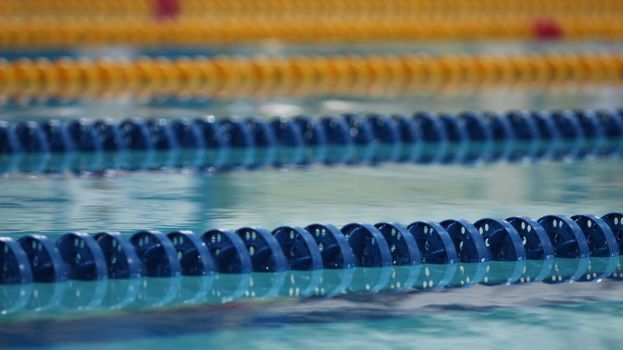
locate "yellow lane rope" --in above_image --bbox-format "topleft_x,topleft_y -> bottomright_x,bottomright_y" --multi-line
1,15 -> 622,47
1,53 -> 621,101
1,0 -> 623,18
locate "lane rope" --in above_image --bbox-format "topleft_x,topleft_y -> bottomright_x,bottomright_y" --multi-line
1,109 -> 622,175
0,212 -> 621,287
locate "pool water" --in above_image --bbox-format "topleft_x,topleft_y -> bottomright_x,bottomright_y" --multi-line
1,42 -> 623,349
1,152 -> 623,349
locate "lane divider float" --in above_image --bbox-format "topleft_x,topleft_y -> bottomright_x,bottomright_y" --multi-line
1,109 -> 622,175
0,212 -> 621,286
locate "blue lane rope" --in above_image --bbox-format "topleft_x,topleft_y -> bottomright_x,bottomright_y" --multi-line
1,108 -> 622,175
0,212 -> 621,286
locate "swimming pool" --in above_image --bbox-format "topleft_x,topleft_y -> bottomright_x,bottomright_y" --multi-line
1,136 -> 622,348
2,2 -> 623,348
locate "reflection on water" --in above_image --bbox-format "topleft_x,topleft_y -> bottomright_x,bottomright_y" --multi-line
0,258 -> 622,348
1,257 -> 621,320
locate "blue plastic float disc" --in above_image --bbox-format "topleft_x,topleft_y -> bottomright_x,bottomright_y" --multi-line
571,110 -> 604,158
143,119 -> 177,170
438,114 -> 468,163
41,119 -> 74,152
474,219 -> 527,286
571,215 -> 618,282
474,218 -> 526,261
167,231 -> 215,276
15,121 -> 50,153
56,232 -> 108,281
505,216 -> 554,283
269,118 -> 304,166
193,116 -> 227,170
343,114 -> 374,145
245,117 -> 276,148
607,109 -> 623,154
440,219 -> 490,263
130,230 -> 181,277
272,226 -> 323,270
366,114 -> 401,162
244,117 -> 276,168
93,119 -> 125,151
0,121 -> 21,153
407,221 -> 457,264
304,223 -> 356,269
391,114 -> 421,162
341,223 -> 392,267
169,119 -> 205,149
18,234 -> 68,282
538,216 -> 591,283
457,111 -> 492,163
601,212 -> 623,280
483,112 -> 515,162
319,116 -> 353,164
601,213 -> 623,251
270,119 -> 304,148
194,116 -> 226,149
292,116 -> 326,164
506,216 -> 554,259
374,222 -> 422,265
94,232 -> 141,279
146,119 -> 178,150
594,110 -> 623,156
412,112 -> 447,163
218,117 -> 254,168
529,110 -> 561,160
342,114 -> 375,164
441,224 -> 489,288
538,215 -> 590,258
236,227 -> 287,272
66,119 -> 100,152
119,118 -> 154,150
504,111 -> 539,160
294,116 -> 327,147
571,215 -> 619,257
550,110 -> 585,159
0,237 -> 33,284
201,229 -> 252,274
